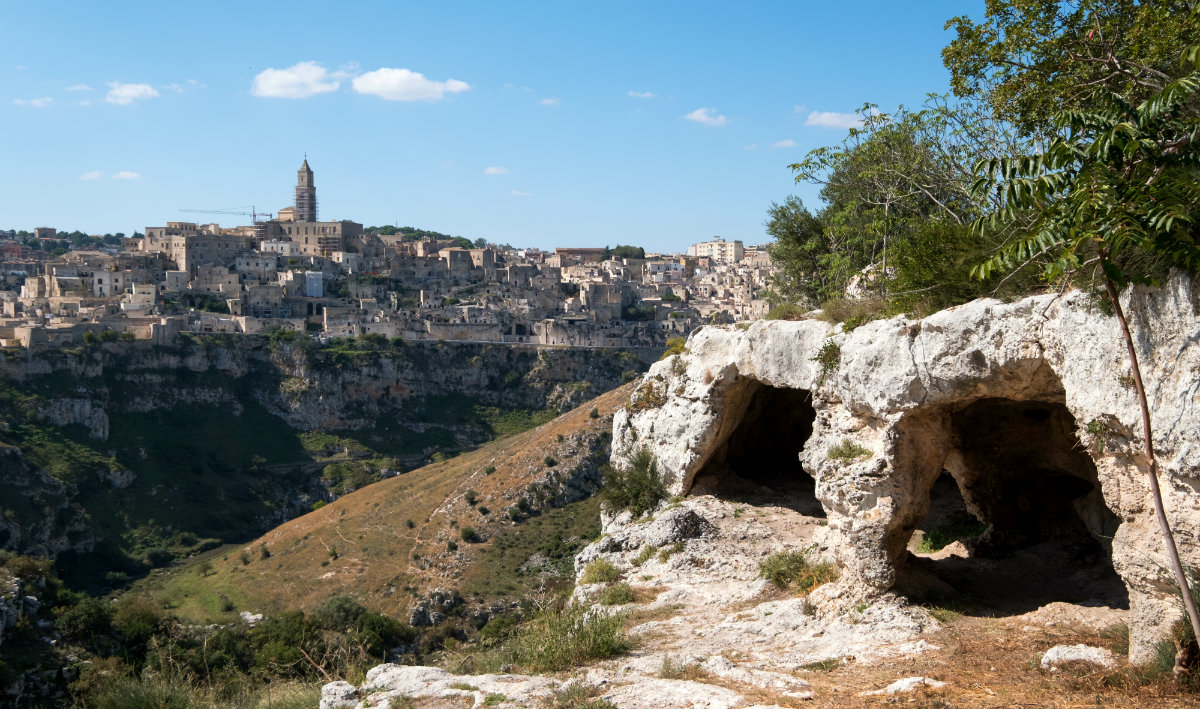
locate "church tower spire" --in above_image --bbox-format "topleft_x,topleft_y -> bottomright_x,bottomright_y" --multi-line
295,157 -> 317,222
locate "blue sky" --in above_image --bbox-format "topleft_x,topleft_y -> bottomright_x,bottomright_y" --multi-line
2,1 -> 976,253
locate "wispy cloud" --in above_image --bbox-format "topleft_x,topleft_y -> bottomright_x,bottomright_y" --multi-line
770,139 -> 797,148
792,104 -> 807,114
683,107 -> 727,127
106,82 -> 159,105
805,110 -> 863,129
742,143 -> 758,150
251,62 -> 340,98
113,171 -> 142,179
352,68 -> 469,101
484,166 -> 509,175
628,90 -> 655,99
13,97 -> 53,108
79,170 -> 104,180
510,190 -> 531,197
162,83 -> 185,93
66,84 -> 93,92
540,97 -> 560,106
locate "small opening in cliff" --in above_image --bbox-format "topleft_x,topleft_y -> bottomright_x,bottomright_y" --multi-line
687,379 -> 822,516
898,397 -> 1126,614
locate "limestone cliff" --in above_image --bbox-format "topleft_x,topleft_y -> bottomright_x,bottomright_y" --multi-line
611,273 -> 1200,663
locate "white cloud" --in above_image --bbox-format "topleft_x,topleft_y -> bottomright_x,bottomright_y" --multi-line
78,100 -> 92,107
484,166 -> 509,175
13,97 -> 53,108
805,110 -> 863,129
79,170 -> 104,180
352,68 -> 469,101
628,90 -> 655,99
163,83 -> 185,93
510,190 -> 531,197
792,104 -> 807,114
770,139 -> 797,148
66,83 -> 93,92
251,62 -> 340,99
540,97 -> 560,106
683,107 -> 727,127
113,171 -> 141,179
106,82 -> 159,105
742,143 -> 758,150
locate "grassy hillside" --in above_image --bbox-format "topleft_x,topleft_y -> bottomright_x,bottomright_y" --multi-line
121,382 -> 635,624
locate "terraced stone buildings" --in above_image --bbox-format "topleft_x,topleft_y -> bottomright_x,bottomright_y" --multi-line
0,161 -> 774,350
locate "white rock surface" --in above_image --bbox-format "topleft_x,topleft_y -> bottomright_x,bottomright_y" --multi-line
862,676 -> 948,695
1041,644 -> 1118,670
612,274 -> 1200,663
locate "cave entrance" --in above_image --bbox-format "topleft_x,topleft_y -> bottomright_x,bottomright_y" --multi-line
898,397 -> 1127,614
687,379 -> 822,516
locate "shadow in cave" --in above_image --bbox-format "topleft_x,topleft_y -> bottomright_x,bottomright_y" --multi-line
688,380 -> 823,516
897,398 -> 1127,616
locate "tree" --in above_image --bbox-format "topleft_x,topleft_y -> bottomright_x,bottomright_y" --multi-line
944,0 -> 1200,135
764,196 -> 834,305
972,42 -> 1200,649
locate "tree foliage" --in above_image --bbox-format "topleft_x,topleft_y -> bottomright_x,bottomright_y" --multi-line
944,0 -> 1200,135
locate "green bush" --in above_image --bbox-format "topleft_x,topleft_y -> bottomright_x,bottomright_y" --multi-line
581,559 -> 620,584
461,526 -> 480,543
599,448 -> 667,518
464,601 -> 628,674
597,582 -> 635,606
759,550 -> 837,593
827,438 -> 871,464
765,303 -> 805,320
661,337 -> 687,359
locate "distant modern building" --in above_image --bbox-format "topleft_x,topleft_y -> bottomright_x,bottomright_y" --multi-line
690,237 -> 744,264
34,227 -> 57,239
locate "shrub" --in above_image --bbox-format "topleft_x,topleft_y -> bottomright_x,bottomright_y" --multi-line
765,303 -> 805,320
581,559 -> 620,585
827,438 -> 871,464
759,550 -> 837,593
447,540 -> 459,552
543,455 -> 558,467
461,526 -> 480,543
464,601 -> 628,674
597,582 -> 635,606
599,448 -> 667,518
661,337 -> 687,359
484,466 -> 496,475
589,407 -> 600,419
464,489 -> 478,506
405,518 -> 415,529
811,339 -> 840,384
917,516 -> 987,553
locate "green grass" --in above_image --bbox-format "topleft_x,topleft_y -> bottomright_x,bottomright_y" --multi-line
917,517 -> 987,553
759,550 -> 838,593
597,582 -> 635,606
599,448 -> 667,518
581,559 -> 621,585
462,496 -> 602,599
456,601 -> 629,674
827,438 -> 871,464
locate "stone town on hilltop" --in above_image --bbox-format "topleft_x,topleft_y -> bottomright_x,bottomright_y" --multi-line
0,160 -> 775,351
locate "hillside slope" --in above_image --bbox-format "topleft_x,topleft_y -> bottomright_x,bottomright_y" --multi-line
124,382 -> 636,623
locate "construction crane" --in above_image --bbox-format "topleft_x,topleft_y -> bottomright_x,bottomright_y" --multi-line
179,206 -> 273,223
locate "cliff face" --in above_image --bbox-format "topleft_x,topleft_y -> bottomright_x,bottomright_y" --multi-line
0,337 -> 655,586
612,274 -> 1200,663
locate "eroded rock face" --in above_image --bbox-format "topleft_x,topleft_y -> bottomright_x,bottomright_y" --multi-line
612,275 -> 1200,663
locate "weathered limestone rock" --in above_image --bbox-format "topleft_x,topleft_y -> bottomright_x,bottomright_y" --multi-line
1041,644 -> 1118,670
612,274 -> 1200,664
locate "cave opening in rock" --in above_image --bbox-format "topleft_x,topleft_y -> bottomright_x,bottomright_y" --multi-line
687,379 -> 822,516
898,397 -> 1127,614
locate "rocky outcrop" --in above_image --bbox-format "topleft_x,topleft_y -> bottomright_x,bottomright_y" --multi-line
0,448 -> 93,559
612,274 -> 1200,664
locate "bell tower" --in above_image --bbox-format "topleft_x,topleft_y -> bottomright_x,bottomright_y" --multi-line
295,157 -> 317,222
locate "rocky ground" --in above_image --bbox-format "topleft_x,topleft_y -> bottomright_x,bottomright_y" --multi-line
321,487 -> 1192,708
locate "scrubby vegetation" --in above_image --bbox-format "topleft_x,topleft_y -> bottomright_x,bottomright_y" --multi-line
599,448 -> 667,518
759,549 -> 837,593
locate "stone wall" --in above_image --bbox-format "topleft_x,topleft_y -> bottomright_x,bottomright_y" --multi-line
612,274 -> 1200,663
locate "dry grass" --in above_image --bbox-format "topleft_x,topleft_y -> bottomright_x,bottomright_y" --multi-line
790,614 -> 1200,708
